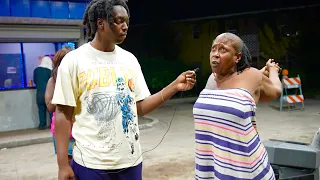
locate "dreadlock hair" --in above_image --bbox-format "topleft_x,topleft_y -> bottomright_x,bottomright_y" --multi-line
236,41 -> 251,73
83,0 -> 130,41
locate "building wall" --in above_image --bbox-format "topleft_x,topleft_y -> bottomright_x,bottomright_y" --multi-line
0,0 -> 86,20
124,11 -> 304,92
0,89 -> 50,132
167,19 -> 237,76
170,20 -> 220,76
167,16 -> 294,76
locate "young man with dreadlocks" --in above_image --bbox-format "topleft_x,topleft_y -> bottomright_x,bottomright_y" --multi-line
193,33 -> 282,179
51,0 -> 196,179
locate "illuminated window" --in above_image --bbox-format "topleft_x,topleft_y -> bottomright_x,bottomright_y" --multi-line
23,43 -> 56,87
0,42 -> 76,91
0,43 -> 25,90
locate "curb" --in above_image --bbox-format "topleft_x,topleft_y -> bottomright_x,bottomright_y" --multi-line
0,137 -> 52,150
139,116 -> 159,130
0,116 -> 159,150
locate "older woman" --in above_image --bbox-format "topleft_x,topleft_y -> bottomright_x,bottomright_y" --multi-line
193,33 -> 281,180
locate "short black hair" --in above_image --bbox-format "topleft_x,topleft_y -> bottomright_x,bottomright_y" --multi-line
237,42 -> 251,72
83,0 -> 130,40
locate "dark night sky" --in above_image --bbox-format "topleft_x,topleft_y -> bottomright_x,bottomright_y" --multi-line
126,0 -> 319,24
51,0 -> 320,24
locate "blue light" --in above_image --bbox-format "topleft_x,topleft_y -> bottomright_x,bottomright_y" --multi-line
61,42 -> 76,50
67,42 -> 75,49
20,54 -> 25,88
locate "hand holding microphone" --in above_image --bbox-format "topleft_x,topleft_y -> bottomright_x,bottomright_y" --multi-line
174,68 -> 198,91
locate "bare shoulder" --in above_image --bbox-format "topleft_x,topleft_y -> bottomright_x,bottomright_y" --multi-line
247,68 -> 262,78
243,68 -> 263,84
246,67 -> 261,74
205,73 -> 217,90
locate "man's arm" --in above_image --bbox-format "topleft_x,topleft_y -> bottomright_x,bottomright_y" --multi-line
136,70 -> 196,116
55,105 -> 73,168
260,67 -> 282,102
136,81 -> 177,116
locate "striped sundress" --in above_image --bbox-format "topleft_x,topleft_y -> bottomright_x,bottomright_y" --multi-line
193,88 -> 275,180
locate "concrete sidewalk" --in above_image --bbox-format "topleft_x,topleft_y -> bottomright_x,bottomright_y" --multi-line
0,116 -> 159,150
0,128 -> 52,150
0,97 -> 197,150
0,97 -> 319,180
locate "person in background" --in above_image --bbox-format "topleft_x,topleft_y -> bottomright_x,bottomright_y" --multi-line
45,49 -> 74,164
33,56 -> 52,130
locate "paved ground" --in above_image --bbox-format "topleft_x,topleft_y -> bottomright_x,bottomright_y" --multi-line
0,116 -> 155,150
0,98 -> 319,180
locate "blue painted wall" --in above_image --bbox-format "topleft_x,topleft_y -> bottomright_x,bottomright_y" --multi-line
0,0 -> 88,20
0,0 -> 10,16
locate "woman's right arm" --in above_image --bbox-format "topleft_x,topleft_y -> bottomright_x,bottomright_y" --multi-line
45,78 -> 56,112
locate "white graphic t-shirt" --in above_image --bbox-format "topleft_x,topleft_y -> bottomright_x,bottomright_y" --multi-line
52,43 -> 151,170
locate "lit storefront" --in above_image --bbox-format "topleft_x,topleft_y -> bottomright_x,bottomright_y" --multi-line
0,0 -> 88,132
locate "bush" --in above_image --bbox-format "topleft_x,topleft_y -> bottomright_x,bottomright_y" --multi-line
139,58 -> 200,98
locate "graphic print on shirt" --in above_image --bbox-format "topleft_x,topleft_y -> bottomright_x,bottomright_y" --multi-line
85,92 -> 121,148
81,65 -> 138,153
115,77 -> 138,154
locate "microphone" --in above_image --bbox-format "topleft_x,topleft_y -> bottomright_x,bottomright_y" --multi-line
193,68 -> 200,73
